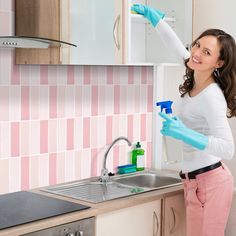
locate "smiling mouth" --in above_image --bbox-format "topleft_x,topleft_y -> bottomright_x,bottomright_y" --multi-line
192,56 -> 201,64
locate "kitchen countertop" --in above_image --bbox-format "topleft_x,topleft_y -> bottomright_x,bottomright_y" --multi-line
0,173 -> 183,236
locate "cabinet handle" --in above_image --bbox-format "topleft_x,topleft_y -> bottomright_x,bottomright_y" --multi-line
164,160 -> 180,164
113,14 -> 121,50
76,231 -> 83,236
153,211 -> 159,236
170,207 -> 176,234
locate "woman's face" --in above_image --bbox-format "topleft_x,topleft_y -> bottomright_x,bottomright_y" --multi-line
187,35 -> 224,73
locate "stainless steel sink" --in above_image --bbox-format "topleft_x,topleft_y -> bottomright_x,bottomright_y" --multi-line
113,172 -> 181,188
42,170 -> 182,203
42,181 -> 145,203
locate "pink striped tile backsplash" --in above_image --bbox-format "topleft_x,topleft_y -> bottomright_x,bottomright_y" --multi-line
0,2 -> 154,194
21,86 -> 30,120
11,122 -> 20,157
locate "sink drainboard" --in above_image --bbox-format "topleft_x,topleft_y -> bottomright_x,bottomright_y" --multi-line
43,182 -> 143,203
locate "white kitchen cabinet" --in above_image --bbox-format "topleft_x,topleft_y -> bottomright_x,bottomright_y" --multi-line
15,0 -> 125,65
126,0 -> 193,64
163,192 -> 186,236
95,192 -> 186,236
66,0 -> 124,65
64,0 -> 193,65
16,0 -> 192,65
96,200 -> 162,236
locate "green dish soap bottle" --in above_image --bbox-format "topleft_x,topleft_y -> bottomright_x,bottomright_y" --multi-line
132,142 -> 145,171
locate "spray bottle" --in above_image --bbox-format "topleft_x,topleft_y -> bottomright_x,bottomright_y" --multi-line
156,100 -> 178,164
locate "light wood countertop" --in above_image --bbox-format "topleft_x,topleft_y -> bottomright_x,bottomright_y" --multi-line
0,171 -> 183,236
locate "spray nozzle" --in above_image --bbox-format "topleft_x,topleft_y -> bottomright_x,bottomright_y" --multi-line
156,100 -> 173,114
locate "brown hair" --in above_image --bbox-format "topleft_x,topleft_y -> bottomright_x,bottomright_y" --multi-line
179,29 -> 236,118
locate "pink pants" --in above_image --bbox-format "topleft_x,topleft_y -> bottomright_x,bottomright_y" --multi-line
182,163 -> 233,236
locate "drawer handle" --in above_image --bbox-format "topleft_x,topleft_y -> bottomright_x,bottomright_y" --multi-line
170,207 -> 176,234
153,211 -> 159,236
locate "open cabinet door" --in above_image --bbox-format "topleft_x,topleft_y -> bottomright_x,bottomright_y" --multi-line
128,0 -> 192,64
153,64 -> 185,170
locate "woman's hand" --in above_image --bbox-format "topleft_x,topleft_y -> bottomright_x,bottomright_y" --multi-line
159,112 -> 208,150
131,4 -> 165,27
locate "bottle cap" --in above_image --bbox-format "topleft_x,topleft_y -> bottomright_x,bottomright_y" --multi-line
136,142 -> 141,148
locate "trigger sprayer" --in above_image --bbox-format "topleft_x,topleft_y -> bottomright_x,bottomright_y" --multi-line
156,100 -> 173,115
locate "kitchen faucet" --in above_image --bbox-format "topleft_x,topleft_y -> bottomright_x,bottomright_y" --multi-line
100,136 -> 132,183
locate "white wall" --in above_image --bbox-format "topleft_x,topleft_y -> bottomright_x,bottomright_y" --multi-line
193,0 -> 236,39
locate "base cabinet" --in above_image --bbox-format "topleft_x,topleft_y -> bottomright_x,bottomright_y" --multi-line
163,193 -> 186,236
96,192 -> 186,236
96,200 -> 162,236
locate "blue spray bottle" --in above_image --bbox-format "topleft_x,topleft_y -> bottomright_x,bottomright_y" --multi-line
156,100 -> 179,164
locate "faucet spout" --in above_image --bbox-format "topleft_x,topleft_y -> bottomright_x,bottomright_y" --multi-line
100,136 -> 132,183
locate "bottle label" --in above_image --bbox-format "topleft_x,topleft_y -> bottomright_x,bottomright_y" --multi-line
136,155 -> 144,168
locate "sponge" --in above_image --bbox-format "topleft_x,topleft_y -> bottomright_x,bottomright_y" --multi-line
117,164 -> 136,174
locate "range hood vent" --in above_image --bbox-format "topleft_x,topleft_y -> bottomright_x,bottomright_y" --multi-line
0,36 -> 77,49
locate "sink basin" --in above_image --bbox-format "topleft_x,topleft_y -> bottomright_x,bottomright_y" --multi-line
113,172 -> 181,188
43,181 -> 144,203
42,170 -> 182,203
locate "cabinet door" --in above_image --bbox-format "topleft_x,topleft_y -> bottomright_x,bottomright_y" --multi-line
153,64 -> 185,170
96,200 -> 162,236
163,192 -> 186,236
64,0 -> 124,65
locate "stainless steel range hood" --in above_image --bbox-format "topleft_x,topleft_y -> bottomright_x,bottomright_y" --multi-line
0,36 -> 77,49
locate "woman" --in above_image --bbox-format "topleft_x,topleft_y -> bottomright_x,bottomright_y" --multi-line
132,4 -> 236,236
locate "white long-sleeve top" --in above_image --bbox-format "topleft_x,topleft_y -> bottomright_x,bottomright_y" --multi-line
179,84 -> 234,172
155,19 -> 234,172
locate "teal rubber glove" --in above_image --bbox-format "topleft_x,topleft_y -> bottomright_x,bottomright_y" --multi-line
159,112 -> 208,150
131,4 -> 165,27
